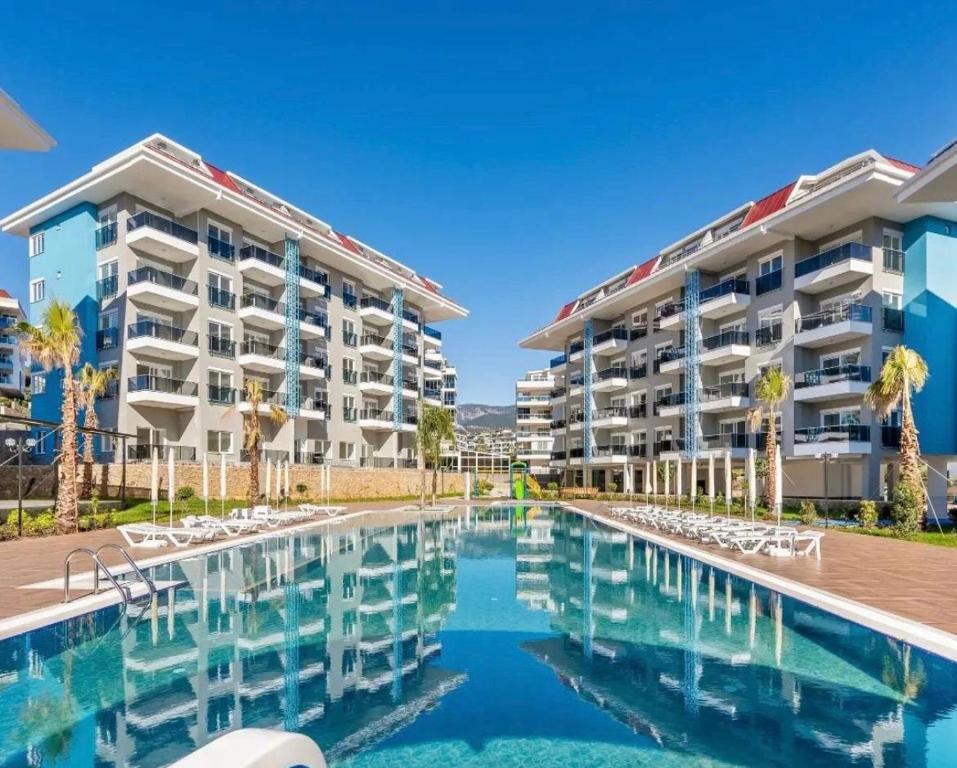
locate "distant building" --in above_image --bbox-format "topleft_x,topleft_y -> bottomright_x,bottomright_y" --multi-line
0,291 -> 27,401
514,368 -> 555,476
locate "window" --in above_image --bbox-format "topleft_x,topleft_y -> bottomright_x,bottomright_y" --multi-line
632,310 -> 647,328
342,357 -> 356,384
342,319 -> 357,346
759,253 -> 783,275
209,320 -> 234,357
98,261 -> 118,280
98,311 -> 117,331
342,279 -> 357,308
339,440 -> 356,460
822,408 -> 861,427
208,271 -> 234,309
32,374 -> 46,395
29,279 -> 45,303
207,430 -> 233,453
757,305 -> 783,345
208,370 -> 233,404
208,222 -> 233,261
883,291 -> 902,310
821,349 -> 860,370
29,233 -> 44,257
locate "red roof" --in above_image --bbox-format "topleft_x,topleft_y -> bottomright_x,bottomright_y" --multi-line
741,181 -> 796,229
419,277 -> 439,294
626,256 -> 659,286
0,290 -> 10,299
204,162 -> 242,194
335,231 -> 362,254
553,300 -> 578,323
882,154 -> 921,174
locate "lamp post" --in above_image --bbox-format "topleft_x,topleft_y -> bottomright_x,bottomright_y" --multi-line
5,436 -> 38,537
815,451 -> 838,528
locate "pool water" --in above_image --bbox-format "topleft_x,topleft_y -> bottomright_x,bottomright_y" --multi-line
0,506 -> 955,767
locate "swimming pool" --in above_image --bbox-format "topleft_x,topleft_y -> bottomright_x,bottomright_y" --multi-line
0,505 -> 955,767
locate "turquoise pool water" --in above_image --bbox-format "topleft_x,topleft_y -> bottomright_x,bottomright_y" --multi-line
0,506 -> 955,767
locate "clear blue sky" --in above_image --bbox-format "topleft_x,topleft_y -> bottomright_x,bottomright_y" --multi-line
1,1 -> 955,404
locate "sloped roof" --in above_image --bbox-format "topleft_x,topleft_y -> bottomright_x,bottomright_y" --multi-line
740,181 -> 797,228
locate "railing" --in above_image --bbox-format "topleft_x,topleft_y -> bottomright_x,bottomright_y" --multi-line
128,443 -> 196,461
240,449 -> 289,464
629,444 -> 647,457
299,263 -> 328,286
658,301 -> 685,319
629,364 -> 647,380
129,375 -> 198,396
208,285 -> 236,309
700,432 -> 749,449
794,424 -> 871,443
401,378 -> 419,392
96,327 -> 119,350
424,359 -> 442,371
343,292 -> 358,309
550,354 -> 567,368
569,340 -> 584,356
550,387 -> 566,399
657,392 -> 686,408
794,364 -> 871,388
208,384 -> 236,404
881,425 -> 902,448
129,266 -> 198,295
699,277 -> 749,304
360,371 -> 394,386
700,382 -> 749,401
882,306 -> 904,332
360,295 -> 392,313
755,322 -> 782,346
631,326 -> 648,340
593,406 -> 629,420
95,222 -> 117,249
550,418 -> 566,429
629,404 -> 647,419
240,387 -> 285,406
299,398 -> 328,416
795,303 -> 871,333
343,407 -> 357,422
883,248 -> 904,274
794,241 -> 872,278
653,438 -> 683,454
402,342 -> 419,357
424,326 -> 442,340
755,269 -> 782,295
342,369 -> 358,384
300,352 -> 326,370
96,275 -> 118,300
424,387 -> 442,400
593,327 -> 630,345
126,211 -> 198,243
241,293 -> 285,314
240,339 -> 284,358
702,329 -> 750,351
360,409 -> 393,422
402,309 -> 420,326
550,450 -> 566,461
127,320 -> 197,346
516,394 -> 551,404
657,346 -> 685,364
209,336 -> 236,358
594,444 -> 629,458
299,308 -> 328,328
360,333 -> 390,349
596,366 -> 628,381
208,235 -> 235,261
569,447 -> 585,459
239,244 -> 284,269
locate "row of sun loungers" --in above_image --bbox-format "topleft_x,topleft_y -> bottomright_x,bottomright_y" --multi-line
118,504 -> 346,548
608,505 -> 824,560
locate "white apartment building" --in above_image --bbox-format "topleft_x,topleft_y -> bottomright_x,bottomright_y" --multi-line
0,291 -> 26,400
514,368 -> 555,476
2,134 -> 467,468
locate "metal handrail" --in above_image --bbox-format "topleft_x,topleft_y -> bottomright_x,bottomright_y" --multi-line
63,547 -> 129,605
96,543 -> 157,601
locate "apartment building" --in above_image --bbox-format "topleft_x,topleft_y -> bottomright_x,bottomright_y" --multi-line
521,149 -> 957,507
514,368 -> 555,476
1,135 -> 467,467
424,347 -> 457,415
0,291 -> 26,400
0,88 -> 54,151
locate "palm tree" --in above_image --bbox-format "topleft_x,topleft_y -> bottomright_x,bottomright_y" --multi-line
77,363 -> 117,498
417,405 -> 455,508
865,345 -> 928,530
748,367 -> 791,512
17,300 -> 82,533
229,379 -> 288,503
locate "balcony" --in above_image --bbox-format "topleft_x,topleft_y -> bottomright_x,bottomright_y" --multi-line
593,366 -> 628,392
424,326 -> 443,347
592,327 -> 630,356
699,329 -> 750,366
207,235 -> 235,263
550,354 -> 567,370
238,244 -> 285,285
794,303 -> 872,348
699,278 -> 751,319
298,263 -> 329,297
699,382 -> 750,413
655,346 -> 685,374
127,320 -> 198,360
793,364 -> 871,402
755,269 -> 782,296
96,222 -> 117,250
699,432 -> 750,456
207,384 -> 236,405
208,336 -> 236,359
298,396 -> 328,421
516,373 -> 553,392
127,375 -> 199,409
883,248 -> 905,274
402,308 -> 420,332
125,212 -> 199,262
238,340 -> 286,373
96,327 -> 119,351
96,274 -> 118,301
423,387 -> 442,406
127,266 -> 199,311
300,353 -> 328,380
629,364 -> 647,382
359,409 -> 395,431
401,341 -> 419,365
591,444 -> 630,464
793,424 -> 872,456
239,293 -> 286,329
299,308 -> 328,339
755,322 -> 783,347
657,301 -> 686,330
208,285 -> 236,311
653,438 -> 684,457
794,242 -> 874,293
881,425 -> 902,448
592,406 -> 629,429
550,450 -> 566,465
628,403 -> 647,419
549,386 -> 566,401
550,418 -> 567,432
128,444 -> 196,462
517,410 -> 552,426
359,296 -> 394,326
516,394 -> 551,406
628,444 -> 647,458
401,377 -> 419,399
238,387 -> 286,414
360,333 -> 394,361
656,392 -> 685,418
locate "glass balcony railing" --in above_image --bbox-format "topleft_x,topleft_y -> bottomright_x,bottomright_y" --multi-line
239,244 -> 284,269
241,293 -> 285,314
360,295 -> 392,313
794,241 -> 872,278
593,327 -> 630,345
755,322 -> 782,346
128,444 -> 196,462
299,308 -> 328,328
700,382 -> 749,400
127,320 -> 197,346
360,371 -> 394,386
629,404 -> 647,419
702,329 -> 750,351
128,266 -> 198,295
96,328 -> 119,350
207,384 -> 236,404
299,263 -> 328,286
96,275 -> 118,301
550,354 -> 567,368
402,309 -> 420,326
700,432 -> 749,450
360,408 -> 393,422
795,303 -> 871,333
658,301 -> 685,319
239,387 -> 285,407
550,418 -> 566,430
424,387 -> 442,400
569,340 -> 584,356
656,392 -> 686,409
343,292 -> 358,309
126,211 -> 198,243
208,236 -> 235,262
596,366 -> 628,381
795,364 -> 871,388
882,306 -> 905,332
657,346 -> 685,364
593,406 -> 629,420
208,285 -> 236,310
128,374 -> 198,397
755,268 -> 782,295
342,330 -> 358,347
550,386 -> 566,399
699,277 -> 749,304
240,339 -> 284,359
95,222 -> 117,250
629,364 -> 647,380
300,352 -> 327,370
360,333 -> 389,350
209,336 -> 236,358
881,425 -> 902,448
795,424 -> 871,443
550,450 -> 566,461
631,325 -> 648,340
424,326 -> 442,341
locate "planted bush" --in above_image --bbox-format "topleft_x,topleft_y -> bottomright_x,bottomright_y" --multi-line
176,486 -> 195,502
858,500 -> 878,530
799,500 -> 817,526
891,478 -> 924,537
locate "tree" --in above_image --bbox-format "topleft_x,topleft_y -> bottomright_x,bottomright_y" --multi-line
748,367 -> 791,512
865,345 -> 928,534
77,363 -> 117,498
229,379 -> 288,504
17,300 -> 82,533
417,405 -> 455,508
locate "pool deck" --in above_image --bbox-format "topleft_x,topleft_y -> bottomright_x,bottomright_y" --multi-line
0,498 -> 955,658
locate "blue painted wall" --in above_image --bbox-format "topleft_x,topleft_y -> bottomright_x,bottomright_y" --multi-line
903,215 -> 957,455
28,203 -> 98,427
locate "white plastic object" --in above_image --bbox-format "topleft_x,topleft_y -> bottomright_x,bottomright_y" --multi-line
169,728 -> 327,768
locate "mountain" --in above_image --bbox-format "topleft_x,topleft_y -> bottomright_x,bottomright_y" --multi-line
456,403 -> 516,430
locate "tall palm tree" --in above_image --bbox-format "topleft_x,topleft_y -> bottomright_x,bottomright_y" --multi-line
865,345 -> 928,527
417,405 -> 455,508
77,363 -> 117,498
17,300 -> 82,533
748,367 -> 791,512
228,379 -> 288,503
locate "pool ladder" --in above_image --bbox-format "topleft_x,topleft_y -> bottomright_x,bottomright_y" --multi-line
62,544 -> 157,610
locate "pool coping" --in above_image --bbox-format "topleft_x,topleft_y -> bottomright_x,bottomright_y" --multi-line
568,503 -> 957,663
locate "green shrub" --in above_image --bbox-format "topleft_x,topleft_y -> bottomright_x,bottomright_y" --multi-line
858,500 -> 878,530
21,510 -> 55,537
891,479 -> 924,537
799,500 -> 817,526
547,482 -> 559,492
176,486 -> 195,502
295,483 -> 308,497
607,482 -> 618,494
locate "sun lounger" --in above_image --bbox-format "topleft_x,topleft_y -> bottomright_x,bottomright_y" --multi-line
183,515 -> 262,537
299,504 -> 346,517
118,523 -> 206,548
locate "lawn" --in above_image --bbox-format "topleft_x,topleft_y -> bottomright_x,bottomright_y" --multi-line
840,524 -> 957,549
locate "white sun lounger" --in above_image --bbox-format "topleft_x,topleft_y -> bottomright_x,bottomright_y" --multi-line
119,523 -> 206,548
183,515 -> 262,537
299,504 -> 346,517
